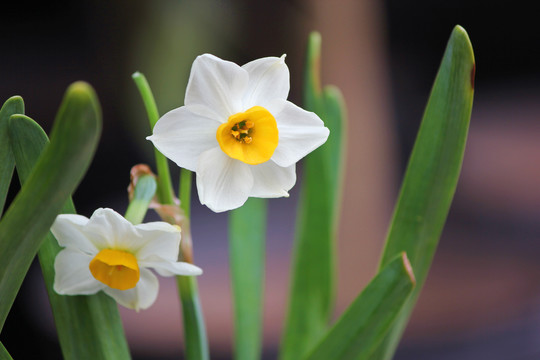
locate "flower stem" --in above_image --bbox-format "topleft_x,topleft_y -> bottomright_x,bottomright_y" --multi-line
176,168 -> 208,360
180,169 -> 192,218
131,72 -> 175,205
132,73 -> 209,360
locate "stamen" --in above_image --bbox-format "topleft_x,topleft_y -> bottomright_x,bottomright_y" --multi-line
231,119 -> 254,144
216,106 -> 278,165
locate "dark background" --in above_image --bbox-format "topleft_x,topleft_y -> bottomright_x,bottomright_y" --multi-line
2,1 -> 540,359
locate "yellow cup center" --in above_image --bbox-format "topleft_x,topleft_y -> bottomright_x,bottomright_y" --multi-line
89,249 -> 140,290
216,106 -> 278,165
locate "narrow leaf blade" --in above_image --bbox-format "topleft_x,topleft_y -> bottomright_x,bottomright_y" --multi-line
373,25 -> 475,359
0,82 -> 102,332
9,114 -> 130,359
306,253 -> 415,360
229,198 -> 267,360
280,31 -> 346,360
0,96 -> 24,218
0,341 -> 13,360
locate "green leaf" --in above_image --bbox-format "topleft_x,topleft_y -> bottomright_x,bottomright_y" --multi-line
229,198 -> 267,360
0,82 -> 102,333
0,96 -> 24,218
372,25 -> 475,359
0,341 -> 13,360
8,114 -> 130,359
305,253 -> 415,360
280,31 -> 347,360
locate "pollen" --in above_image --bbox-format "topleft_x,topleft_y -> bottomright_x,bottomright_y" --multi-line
89,249 -> 140,290
216,106 -> 279,165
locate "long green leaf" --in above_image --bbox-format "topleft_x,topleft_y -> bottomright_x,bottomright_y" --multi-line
229,198 -> 267,360
0,82 -> 102,333
280,32 -> 346,360
372,25 -> 475,359
0,341 -> 12,360
305,253 -> 415,360
0,96 -> 24,218
9,114 -> 130,359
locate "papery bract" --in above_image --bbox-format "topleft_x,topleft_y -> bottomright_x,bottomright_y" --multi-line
148,54 -> 329,212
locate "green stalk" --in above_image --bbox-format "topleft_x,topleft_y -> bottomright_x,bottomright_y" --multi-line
132,72 -> 175,205
176,168 -> 208,360
132,73 -> 208,360
179,169 -> 192,218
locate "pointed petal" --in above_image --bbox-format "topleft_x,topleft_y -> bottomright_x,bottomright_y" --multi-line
196,147 -> 253,212
104,268 -> 159,311
54,249 -> 104,295
147,106 -> 220,171
242,55 -> 290,108
134,222 -> 181,262
139,256 -> 203,277
271,100 -> 330,167
250,161 -> 296,198
185,54 -> 248,120
51,214 -> 98,255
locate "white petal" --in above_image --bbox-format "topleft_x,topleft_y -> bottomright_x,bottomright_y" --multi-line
134,222 -> 181,262
139,256 -> 203,277
147,106 -> 220,171
271,100 -> 330,167
242,55 -> 290,109
185,54 -> 248,120
250,161 -> 296,198
103,268 -> 159,311
50,214 -> 97,255
53,249 -> 104,295
196,147 -> 253,212
83,208 -> 141,251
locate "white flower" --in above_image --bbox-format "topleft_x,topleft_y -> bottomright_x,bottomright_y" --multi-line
147,54 -> 330,212
51,208 -> 202,311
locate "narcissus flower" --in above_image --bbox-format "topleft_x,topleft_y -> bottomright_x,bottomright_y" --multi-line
147,54 -> 329,212
51,208 -> 202,311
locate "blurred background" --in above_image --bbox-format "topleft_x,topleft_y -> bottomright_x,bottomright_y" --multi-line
2,0 -> 540,359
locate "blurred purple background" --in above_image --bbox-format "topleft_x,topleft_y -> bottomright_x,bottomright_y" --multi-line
2,1 -> 540,359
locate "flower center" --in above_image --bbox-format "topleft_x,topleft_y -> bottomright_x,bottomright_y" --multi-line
89,249 -> 140,290
216,106 -> 278,165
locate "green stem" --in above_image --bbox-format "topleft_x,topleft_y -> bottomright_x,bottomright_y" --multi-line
132,72 -> 175,205
132,73 -> 208,360
177,168 -> 208,360
180,169 -> 192,218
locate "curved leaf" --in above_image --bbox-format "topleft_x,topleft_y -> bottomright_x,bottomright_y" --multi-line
0,82 -> 102,333
373,25 -> 475,359
9,114 -> 130,359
